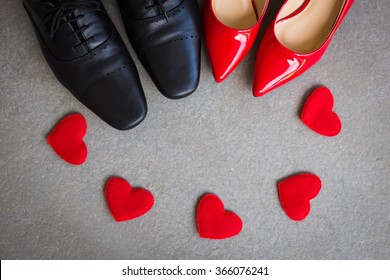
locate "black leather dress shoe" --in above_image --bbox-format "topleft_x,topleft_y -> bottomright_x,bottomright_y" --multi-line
117,0 -> 201,99
23,0 -> 147,130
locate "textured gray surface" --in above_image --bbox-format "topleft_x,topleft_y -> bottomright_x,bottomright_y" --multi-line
0,0 -> 389,259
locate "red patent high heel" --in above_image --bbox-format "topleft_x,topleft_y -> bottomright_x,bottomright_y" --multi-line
204,0 -> 269,83
253,0 -> 354,97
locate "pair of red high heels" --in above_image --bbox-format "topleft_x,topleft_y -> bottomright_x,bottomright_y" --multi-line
204,0 -> 354,96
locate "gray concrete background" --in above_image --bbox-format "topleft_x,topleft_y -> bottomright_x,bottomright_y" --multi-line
0,0 -> 389,259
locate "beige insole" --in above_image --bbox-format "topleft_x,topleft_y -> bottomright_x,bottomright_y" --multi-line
213,0 -> 267,30
275,0 -> 345,54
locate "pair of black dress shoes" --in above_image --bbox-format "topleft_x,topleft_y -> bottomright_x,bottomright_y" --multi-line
23,0 -> 201,130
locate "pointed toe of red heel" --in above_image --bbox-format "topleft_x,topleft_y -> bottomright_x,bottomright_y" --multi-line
206,27 -> 257,83
204,0 -> 269,83
253,0 -> 354,97
205,29 -> 246,83
253,28 -> 307,97
207,29 -> 257,83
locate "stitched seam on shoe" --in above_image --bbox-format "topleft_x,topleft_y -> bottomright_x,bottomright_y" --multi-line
138,34 -> 200,56
79,64 -> 130,95
69,32 -> 117,66
56,30 -> 126,68
126,4 -> 185,24
129,8 -> 188,40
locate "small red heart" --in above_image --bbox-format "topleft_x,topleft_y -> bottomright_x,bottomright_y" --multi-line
197,194 -> 243,239
278,174 -> 322,221
105,177 -> 154,222
47,113 -> 87,165
301,87 -> 342,137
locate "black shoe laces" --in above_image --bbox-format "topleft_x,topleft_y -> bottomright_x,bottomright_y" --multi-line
145,0 -> 169,22
43,0 -> 102,48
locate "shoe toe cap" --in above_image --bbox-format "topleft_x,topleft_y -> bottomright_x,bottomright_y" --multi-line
141,37 -> 201,99
81,66 -> 147,130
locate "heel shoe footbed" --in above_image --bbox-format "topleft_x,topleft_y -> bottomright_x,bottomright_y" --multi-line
275,0 -> 346,54
212,0 -> 267,30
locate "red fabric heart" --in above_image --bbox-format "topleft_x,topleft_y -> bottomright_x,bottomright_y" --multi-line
301,87 -> 342,137
278,174 -> 322,221
105,177 -> 154,222
47,113 -> 87,165
197,194 -> 243,239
